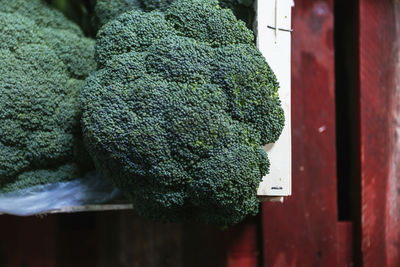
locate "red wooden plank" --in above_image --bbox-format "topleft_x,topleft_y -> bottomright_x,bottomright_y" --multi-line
226,223 -> 259,267
0,216 -> 57,267
337,222 -> 353,267
358,1 -> 400,266
261,0 -> 338,266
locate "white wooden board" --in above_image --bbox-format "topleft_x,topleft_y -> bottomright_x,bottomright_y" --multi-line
256,0 -> 292,196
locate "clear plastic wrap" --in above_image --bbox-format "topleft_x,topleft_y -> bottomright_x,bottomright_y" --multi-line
0,172 -> 120,216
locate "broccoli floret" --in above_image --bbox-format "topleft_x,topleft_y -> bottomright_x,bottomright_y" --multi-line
82,0 -> 283,225
94,0 -> 254,28
141,0 -> 176,11
94,0 -> 142,28
0,0 -> 83,35
0,0 -> 96,193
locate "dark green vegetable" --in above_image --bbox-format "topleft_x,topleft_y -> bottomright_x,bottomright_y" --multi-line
0,0 -> 95,193
94,0 -> 254,28
49,0 -> 97,37
82,0 -> 284,225
94,0 -> 141,28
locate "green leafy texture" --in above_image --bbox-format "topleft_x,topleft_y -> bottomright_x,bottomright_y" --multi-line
94,0 -> 141,29
0,0 -> 96,193
82,0 -> 283,225
94,0 -> 254,28
141,0 -> 176,11
0,0 -> 82,35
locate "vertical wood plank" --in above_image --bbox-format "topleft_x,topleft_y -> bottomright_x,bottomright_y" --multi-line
337,222 -> 353,267
116,211 -> 185,267
56,213 -> 98,267
257,0 -> 292,197
358,1 -> 400,266
226,222 -> 259,267
261,0 -> 338,266
0,216 -> 57,267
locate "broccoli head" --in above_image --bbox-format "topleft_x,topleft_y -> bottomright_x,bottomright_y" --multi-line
82,0 -> 283,225
94,0 -> 254,28
0,0 -> 96,193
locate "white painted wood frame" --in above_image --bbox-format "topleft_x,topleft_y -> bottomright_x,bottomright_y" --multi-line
256,0 -> 292,197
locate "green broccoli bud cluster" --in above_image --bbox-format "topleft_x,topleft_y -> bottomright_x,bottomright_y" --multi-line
94,0 -> 254,28
82,0 -> 284,225
0,0 -> 95,193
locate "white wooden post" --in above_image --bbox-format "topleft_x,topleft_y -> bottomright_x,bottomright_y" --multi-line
256,0 -> 292,197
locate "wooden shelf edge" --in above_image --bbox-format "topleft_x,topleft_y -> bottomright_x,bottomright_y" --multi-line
43,204 -> 134,215
0,197 -> 285,216
258,196 -> 284,203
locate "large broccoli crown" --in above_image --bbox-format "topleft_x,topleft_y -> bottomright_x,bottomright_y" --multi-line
0,0 -> 96,192
82,0 -> 283,225
94,0 -> 254,27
